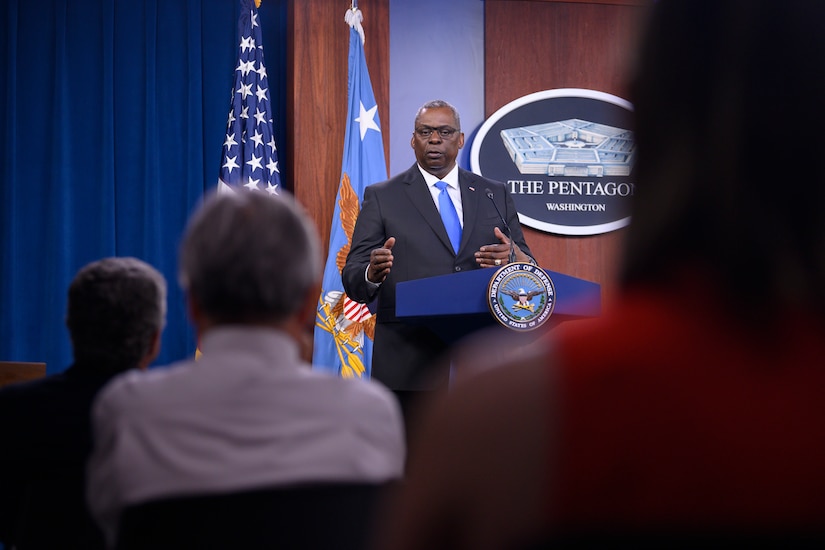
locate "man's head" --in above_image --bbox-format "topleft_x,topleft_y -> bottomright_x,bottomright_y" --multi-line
66,257 -> 166,371
622,0 -> 825,318
179,191 -> 322,328
411,99 -> 465,179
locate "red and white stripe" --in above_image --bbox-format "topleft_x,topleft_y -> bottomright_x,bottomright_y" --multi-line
343,296 -> 372,323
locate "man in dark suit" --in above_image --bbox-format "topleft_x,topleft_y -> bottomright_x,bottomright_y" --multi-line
0,257 -> 166,550
342,99 -> 535,412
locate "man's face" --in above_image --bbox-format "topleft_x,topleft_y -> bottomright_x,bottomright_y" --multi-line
411,107 -> 465,179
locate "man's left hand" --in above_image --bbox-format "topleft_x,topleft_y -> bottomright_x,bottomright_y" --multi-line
474,227 -> 532,268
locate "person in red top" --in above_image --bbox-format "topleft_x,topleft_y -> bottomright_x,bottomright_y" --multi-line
377,1 -> 825,548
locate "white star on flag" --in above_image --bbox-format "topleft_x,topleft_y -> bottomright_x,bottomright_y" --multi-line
355,101 -> 380,140
237,59 -> 255,76
223,156 -> 239,173
250,129 -> 264,148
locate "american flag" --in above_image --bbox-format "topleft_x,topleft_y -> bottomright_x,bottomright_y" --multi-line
218,0 -> 281,194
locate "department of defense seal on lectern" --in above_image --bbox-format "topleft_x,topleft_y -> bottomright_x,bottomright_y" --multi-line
487,262 -> 555,331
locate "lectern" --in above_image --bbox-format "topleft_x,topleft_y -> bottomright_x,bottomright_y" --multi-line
395,267 -> 601,344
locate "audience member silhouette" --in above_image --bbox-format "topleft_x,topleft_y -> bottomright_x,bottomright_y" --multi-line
0,257 -> 166,550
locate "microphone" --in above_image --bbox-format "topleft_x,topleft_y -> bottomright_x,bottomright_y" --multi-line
485,188 -> 516,264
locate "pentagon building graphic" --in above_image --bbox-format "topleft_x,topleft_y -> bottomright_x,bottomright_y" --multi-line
500,119 -> 635,177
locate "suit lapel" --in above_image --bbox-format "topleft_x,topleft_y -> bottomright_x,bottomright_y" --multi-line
403,165 -> 456,254
457,169 -> 481,253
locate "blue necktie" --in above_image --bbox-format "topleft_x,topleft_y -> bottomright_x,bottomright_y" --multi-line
435,181 -> 462,253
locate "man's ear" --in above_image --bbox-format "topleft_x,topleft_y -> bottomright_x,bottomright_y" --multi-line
186,291 -> 214,352
139,329 -> 162,371
187,291 -> 210,330
186,291 -> 200,324
299,281 -> 322,329
293,282 -> 321,363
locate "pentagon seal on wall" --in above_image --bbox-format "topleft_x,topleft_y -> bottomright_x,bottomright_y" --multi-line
471,88 -> 635,236
487,262 -> 555,331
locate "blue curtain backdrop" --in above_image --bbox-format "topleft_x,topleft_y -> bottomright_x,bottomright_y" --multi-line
0,0 -> 288,374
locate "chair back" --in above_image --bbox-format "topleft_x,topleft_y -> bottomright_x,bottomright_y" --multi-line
12,476 -> 105,549
116,481 -> 393,550
519,531 -> 825,549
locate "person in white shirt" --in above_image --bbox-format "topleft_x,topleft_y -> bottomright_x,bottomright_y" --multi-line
87,191 -> 405,546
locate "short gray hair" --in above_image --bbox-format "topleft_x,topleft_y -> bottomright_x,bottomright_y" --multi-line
415,99 -> 461,130
66,257 -> 167,371
179,191 -> 321,324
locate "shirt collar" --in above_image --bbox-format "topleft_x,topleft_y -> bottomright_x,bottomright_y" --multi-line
418,164 -> 460,190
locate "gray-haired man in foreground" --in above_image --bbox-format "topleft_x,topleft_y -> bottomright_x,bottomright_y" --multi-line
87,191 -> 405,546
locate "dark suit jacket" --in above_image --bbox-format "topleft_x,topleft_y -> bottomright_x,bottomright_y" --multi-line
0,364 -> 119,549
342,164 -> 533,390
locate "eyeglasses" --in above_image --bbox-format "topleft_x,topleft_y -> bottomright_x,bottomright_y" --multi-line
414,126 -> 460,139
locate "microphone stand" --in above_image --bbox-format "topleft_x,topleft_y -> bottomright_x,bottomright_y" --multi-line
485,188 -> 516,264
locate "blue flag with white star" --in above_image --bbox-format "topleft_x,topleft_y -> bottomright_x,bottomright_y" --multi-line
218,0 -> 281,195
313,8 -> 387,378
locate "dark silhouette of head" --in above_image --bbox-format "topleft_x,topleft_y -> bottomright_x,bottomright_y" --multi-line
622,0 -> 825,318
66,257 -> 166,371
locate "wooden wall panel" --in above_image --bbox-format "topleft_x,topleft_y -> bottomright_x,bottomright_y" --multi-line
485,0 -> 646,304
288,0 -> 390,259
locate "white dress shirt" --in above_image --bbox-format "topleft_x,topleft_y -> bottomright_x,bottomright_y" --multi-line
87,327 -> 405,546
